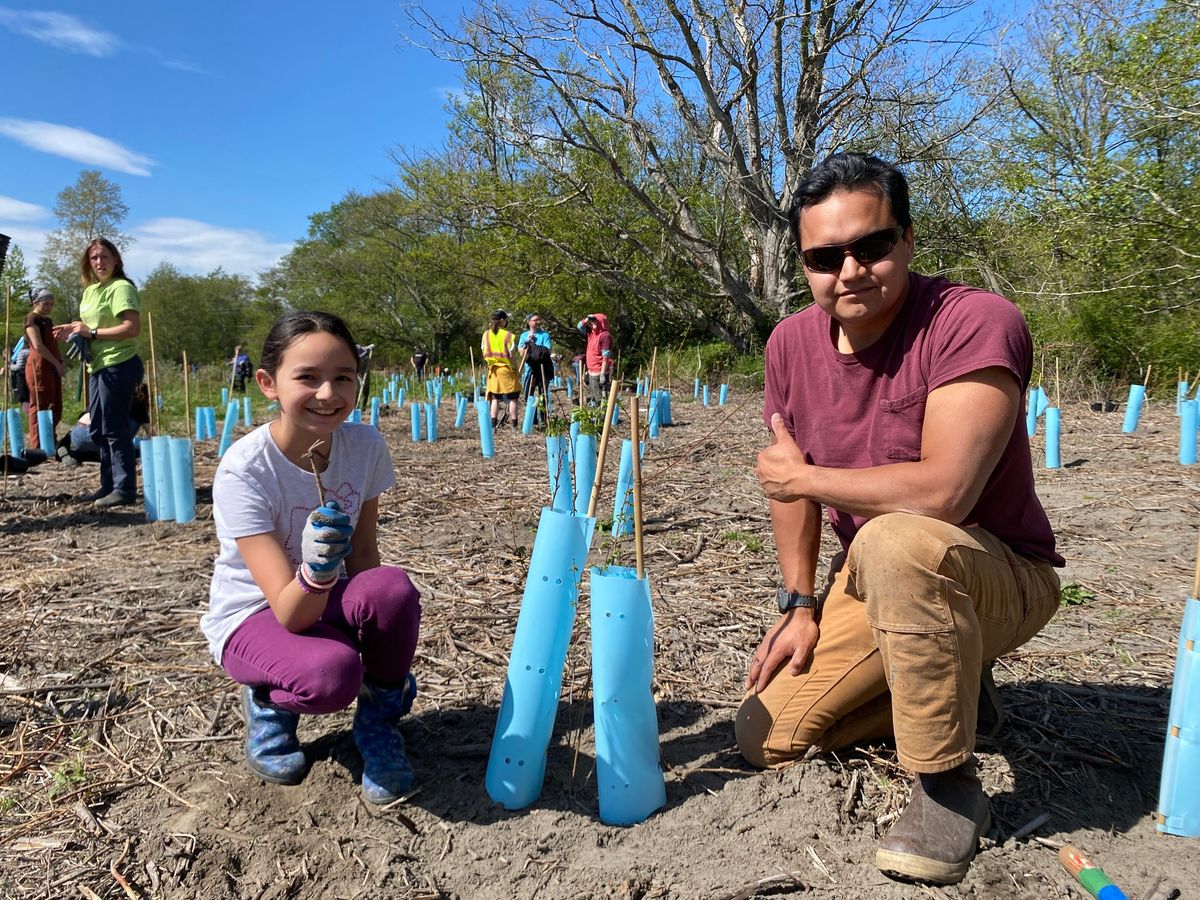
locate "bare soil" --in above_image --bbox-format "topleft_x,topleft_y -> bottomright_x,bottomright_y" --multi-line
1,390 -> 1197,899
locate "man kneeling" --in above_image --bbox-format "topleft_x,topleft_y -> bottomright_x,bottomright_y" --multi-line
737,152 -> 1062,885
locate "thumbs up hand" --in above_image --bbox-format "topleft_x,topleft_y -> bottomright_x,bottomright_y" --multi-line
756,413 -> 808,502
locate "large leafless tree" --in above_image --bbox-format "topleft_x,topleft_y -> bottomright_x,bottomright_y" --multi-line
409,0 -> 989,347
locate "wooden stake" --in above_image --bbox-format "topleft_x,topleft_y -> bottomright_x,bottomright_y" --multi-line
182,351 -> 191,438
304,439 -> 327,507
588,377 -> 622,518
1055,357 -> 1061,408
147,311 -> 160,435
1193,529 -> 1200,600
1144,363 -> 1152,389
228,344 -> 241,398
629,392 -> 645,579
469,346 -> 477,401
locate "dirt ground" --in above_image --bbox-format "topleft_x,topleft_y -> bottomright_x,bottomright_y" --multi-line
1,388 -> 1198,899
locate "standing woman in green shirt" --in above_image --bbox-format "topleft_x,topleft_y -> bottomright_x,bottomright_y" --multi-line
54,238 -> 143,509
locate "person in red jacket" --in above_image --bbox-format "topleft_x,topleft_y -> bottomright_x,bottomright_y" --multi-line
576,313 -> 613,405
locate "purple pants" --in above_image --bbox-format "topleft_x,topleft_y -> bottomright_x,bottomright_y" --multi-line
222,566 -> 421,715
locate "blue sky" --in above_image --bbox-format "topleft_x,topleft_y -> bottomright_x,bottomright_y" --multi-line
0,2 -> 464,282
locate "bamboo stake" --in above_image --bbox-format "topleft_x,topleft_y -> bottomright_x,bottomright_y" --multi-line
147,311 -> 160,435
1055,357 -> 1061,409
228,344 -> 241,398
1193,529 -> 1200,600
588,377 -> 622,518
182,351 -> 191,438
629,392 -> 644,579
2,285 -> 11,496
469,346 -> 477,401
1144,363 -> 1152,390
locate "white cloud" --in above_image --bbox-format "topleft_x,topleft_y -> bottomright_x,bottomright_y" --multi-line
0,223 -> 49,268
0,195 -> 49,222
128,218 -> 293,279
0,8 -> 117,56
0,118 -> 154,176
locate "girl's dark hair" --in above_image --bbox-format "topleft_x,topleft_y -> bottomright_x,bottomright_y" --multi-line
259,311 -> 358,378
788,153 -> 912,247
80,237 -> 134,287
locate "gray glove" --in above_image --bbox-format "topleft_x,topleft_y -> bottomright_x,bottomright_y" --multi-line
65,333 -> 91,362
300,500 -> 353,578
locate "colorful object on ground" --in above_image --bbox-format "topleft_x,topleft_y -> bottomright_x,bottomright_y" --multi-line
719,383 -> 728,406
455,394 -> 468,428
612,440 -> 647,537
1180,400 -> 1198,465
242,396 -> 252,427
693,377 -> 700,399
522,395 -> 538,434
486,507 -> 594,810
1058,846 -> 1129,900
590,564 -> 667,825
142,443 -> 158,520
1122,384 -> 1146,433
410,403 -> 422,442
573,434 -> 597,517
659,390 -> 673,426
370,397 -> 381,428
217,401 -> 238,457
1157,594 -> 1200,836
546,435 -> 572,512
151,436 -> 176,522
170,437 -> 196,523
702,384 -> 710,407
1178,380 -> 1189,416
37,410 -> 55,456
1026,388 -> 1039,437
647,394 -> 661,439
1045,407 -> 1061,469
477,400 -> 495,458
221,387 -> 229,406
425,403 -> 438,443
6,408 -> 24,457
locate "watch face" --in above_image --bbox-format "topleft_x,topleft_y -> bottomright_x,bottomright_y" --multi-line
777,588 -> 816,612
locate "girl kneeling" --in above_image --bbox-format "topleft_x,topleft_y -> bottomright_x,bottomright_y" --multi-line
200,311 -> 421,803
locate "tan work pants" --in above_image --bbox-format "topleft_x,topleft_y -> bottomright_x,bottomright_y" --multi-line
736,513 -> 1061,774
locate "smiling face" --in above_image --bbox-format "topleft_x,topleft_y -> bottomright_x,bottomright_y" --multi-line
797,187 -> 914,351
256,331 -> 359,451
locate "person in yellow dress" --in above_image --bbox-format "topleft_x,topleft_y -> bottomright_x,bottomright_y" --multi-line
481,309 -> 521,430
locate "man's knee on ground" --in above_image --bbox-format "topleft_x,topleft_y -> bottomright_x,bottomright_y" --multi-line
735,692 -> 812,769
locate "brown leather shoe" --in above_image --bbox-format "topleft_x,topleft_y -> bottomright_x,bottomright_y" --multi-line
876,758 -> 991,885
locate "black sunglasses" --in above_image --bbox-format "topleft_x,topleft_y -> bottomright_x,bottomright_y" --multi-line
800,226 -> 904,274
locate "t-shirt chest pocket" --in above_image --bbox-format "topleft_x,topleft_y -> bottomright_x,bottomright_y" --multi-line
876,386 -> 928,461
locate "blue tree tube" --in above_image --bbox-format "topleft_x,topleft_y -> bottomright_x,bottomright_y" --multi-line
217,401 -> 239,457
546,434 -> 573,511
242,396 -> 251,427
661,390 -> 673,426
611,402 -> 620,426
1035,386 -> 1050,417
382,387 -> 390,406
522,395 -> 538,434
455,395 -> 468,428
1180,400 -> 1198,465
142,443 -> 158,521
410,403 -> 422,442
205,406 -> 218,441
1045,407 -> 1061,469
477,402 -> 495,458
0,412 -> 5,456
1123,384 -> 1146,433
6,408 -> 24,457
574,434 -> 598,516
719,383 -> 729,406
486,507 -> 594,810
370,397 -> 381,428
36,409 -> 55,456
169,437 -> 196,523
425,402 -> 438,443
693,377 -> 700,398
1178,381 -> 1189,416
1157,596 -> 1200,836
1026,390 -> 1038,437
397,387 -> 406,407
702,384 -> 710,407
612,439 -> 638,537
194,406 -> 206,441
221,387 -> 229,406
151,436 -> 176,521
566,378 -> 573,400
590,565 -> 667,825
568,420 -> 580,464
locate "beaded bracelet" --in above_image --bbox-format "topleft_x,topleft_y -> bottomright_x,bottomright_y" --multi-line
296,563 -> 338,595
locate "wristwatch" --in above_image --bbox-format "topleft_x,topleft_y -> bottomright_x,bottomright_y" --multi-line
90,327 -> 98,340
777,587 -> 819,613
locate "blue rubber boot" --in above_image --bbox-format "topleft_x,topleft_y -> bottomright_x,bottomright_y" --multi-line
353,673 -> 418,804
242,685 -> 307,785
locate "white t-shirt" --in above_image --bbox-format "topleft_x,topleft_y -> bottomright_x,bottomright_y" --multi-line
201,422 -> 397,663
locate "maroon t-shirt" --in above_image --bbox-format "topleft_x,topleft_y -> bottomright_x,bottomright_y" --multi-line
763,272 -> 1062,566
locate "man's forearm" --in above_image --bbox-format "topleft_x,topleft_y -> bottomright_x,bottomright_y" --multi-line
771,498 -> 822,594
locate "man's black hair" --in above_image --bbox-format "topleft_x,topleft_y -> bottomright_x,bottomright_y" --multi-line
788,153 -> 912,247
